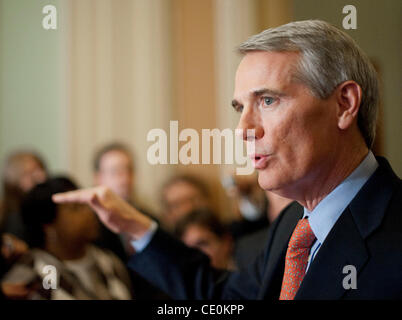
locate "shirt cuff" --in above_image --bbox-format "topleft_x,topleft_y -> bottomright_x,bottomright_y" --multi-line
130,220 -> 158,253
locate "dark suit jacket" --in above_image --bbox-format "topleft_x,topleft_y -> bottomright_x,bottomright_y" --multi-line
128,157 -> 402,299
234,225 -> 270,271
95,216 -> 171,300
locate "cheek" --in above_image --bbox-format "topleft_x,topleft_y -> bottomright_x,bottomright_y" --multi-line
82,212 -> 98,231
56,221 -> 75,238
262,105 -> 294,141
19,176 -> 35,193
33,170 -> 47,184
265,104 -> 320,157
257,111 -> 317,189
261,110 -> 299,162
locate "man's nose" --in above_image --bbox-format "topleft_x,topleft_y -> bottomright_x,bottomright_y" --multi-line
235,108 -> 264,142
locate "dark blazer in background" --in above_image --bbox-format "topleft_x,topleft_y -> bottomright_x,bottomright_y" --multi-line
128,157 -> 402,299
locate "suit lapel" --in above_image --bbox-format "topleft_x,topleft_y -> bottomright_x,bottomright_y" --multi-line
348,157 -> 396,238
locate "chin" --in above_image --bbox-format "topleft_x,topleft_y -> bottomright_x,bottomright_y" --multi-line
257,168 -> 285,192
257,169 -> 274,190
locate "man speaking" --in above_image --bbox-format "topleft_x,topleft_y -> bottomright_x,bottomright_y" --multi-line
53,20 -> 402,300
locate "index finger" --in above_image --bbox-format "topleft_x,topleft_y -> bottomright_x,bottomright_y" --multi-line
52,188 -> 98,204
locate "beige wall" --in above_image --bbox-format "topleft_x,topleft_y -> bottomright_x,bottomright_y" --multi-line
65,0 -> 176,214
172,0 -> 222,213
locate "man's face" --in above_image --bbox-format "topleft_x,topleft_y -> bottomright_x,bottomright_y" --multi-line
233,51 -> 339,197
95,150 -> 134,201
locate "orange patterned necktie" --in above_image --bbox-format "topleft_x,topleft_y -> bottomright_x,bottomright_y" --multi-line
279,218 -> 316,300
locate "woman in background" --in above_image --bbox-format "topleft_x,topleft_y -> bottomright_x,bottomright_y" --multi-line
0,150 -> 48,240
1,177 -> 133,300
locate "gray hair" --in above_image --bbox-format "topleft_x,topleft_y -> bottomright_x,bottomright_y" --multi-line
238,20 -> 379,148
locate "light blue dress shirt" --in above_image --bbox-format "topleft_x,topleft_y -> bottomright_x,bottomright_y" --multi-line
303,151 -> 378,272
132,151 -> 379,259
130,220 -> 158,252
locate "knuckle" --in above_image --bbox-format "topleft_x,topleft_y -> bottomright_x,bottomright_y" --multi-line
98,186 -> 110,199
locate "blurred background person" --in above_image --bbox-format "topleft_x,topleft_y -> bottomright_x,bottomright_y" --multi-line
0,232 -> 29,300
93,142 -> 135,204
222,173 -> 269,240
222,173 -> 293,269
234,190 -> 293,270
92,142 -> 168,300
161,173 -> 280,245
264,191 -> 293,224
160,174 -> 211,233
0,150 -> 48,241
93,142 -> 141,258
1,177 -> 132,300
175,208 -> 235,271
0,234 -> 6,300
93,142 -> 155,218
173,192 -> 292,271
92,142 -> 158,256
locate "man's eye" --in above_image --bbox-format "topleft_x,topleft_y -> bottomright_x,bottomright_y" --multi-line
262,97 -> 275,106
235,105 -> 243,113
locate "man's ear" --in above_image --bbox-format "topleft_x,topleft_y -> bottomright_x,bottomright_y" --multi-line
336,80 -> 362,130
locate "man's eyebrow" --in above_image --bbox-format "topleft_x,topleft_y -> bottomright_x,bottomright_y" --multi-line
252,88 -> 286,97
231,88 -> 286,109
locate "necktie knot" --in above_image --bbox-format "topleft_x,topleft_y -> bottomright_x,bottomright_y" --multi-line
288,218 -> 316,250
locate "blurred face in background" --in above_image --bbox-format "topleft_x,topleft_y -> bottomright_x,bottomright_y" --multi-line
5,154 -> 47,194
95,150 -> 134,201
18,156 -> 47,193
162,181 -> 208,231
181,224 -> 233,270
49,203 -> 99,246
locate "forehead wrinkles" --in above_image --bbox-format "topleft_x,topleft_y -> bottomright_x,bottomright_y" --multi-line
234,51 -> 301,99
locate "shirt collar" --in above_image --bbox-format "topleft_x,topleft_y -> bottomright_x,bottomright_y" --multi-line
303,151 -> 378,244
